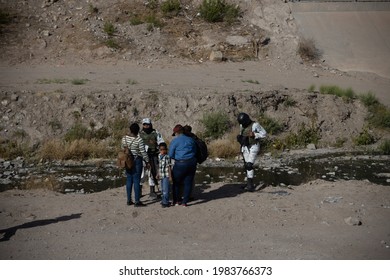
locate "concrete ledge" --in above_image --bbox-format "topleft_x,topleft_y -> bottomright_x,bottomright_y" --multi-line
292,1 -> 390,12
291,1 -> 390,78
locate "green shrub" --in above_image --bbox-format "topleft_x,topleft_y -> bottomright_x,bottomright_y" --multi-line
0,138 -> 32,159
130,16 -> 144,25
319,85 -> 356,102
126,79 -> 138,85
36,78 -> 68,84
200,111 -> 231,139
199,0 -> 240,23
64,123 -> 89,142
242,79 -> 260,84
359,92 -> 390,129
71,78 -> 88,85
109,116 -> 129,141
161,0 -> 181,17
367,104 -> 390,129
284,123 -> 320,148
379,139 -> 390,155
0,10 -> 11,25
353,128 -> 376,146
359,91 -> 379,108
103,22 -> 116,36
258,115 -> 283,135
308,84 -> 316,93
105,38 -> 121,49
283,97 -> 297,107
145,14 -> 164,30
93,127 -> 110,140
89,4 -> 99,14
146,0 -> 159,10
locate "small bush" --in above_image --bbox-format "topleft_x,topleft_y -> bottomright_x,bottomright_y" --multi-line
71,78 -> 88,85
242,79 -> 260,84
0,138 -> 32,159
109,116 -> 129,141
208,138 -> 240,158
89,4 -> 99,14
359,91 -> 379,108
367,104 -> 390,129
358,92 -> 390,129
161,0 -> 181,17
0,10 -> 11,25
297,37 -> 321,61
126,79 -> 138,85
258,115 -> 284,135
145,14 -> 164,29
283,97 -> 297,107
284,123 -> 320,148
105,38 -> 121,49
103,22 -> 116,36
36,78 -> 68,84
353,128 -> 376,146
199,0 -> 240,23
200,111 -> 231,139
146,0 -> 159,10
308,84 -> 316,93
379,139 -> 390,155
64,123 -> 89,142
130,16 -> 144,25
319,85 -> 357,102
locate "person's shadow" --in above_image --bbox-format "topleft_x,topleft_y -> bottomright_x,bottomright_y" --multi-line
0,213 -> 82,242
190,183 -> 246,206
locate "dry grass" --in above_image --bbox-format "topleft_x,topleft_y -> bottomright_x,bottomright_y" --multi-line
39,139 -> 113,161
297,37 -> 322,61
208,130 -> 240,158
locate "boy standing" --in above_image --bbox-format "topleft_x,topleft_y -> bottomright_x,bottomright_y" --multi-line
157,142 -> 172,208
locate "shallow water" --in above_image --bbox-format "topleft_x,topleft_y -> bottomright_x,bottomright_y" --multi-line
1,154 -> 389,193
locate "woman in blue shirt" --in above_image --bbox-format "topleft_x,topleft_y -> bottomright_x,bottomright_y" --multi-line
169,124 -> 197,207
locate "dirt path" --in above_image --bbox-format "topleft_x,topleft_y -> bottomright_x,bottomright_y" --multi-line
1,60 -> 390,107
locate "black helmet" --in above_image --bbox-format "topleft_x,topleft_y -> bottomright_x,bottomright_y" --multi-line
237,112 -> 251,127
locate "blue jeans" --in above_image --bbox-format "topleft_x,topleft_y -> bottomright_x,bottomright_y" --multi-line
125,157 -> 143,203
172,158 -> 197,204
160,177 -> 170,205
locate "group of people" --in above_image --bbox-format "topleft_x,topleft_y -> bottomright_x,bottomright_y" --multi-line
121,112 -> 267,208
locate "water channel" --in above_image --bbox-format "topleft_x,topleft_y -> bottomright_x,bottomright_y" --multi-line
1,153 -> 389,194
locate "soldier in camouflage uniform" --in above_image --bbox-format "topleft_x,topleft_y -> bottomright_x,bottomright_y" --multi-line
139,118 -> 165,199
236,113 -> 267,192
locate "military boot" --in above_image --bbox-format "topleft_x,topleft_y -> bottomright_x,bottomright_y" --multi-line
245,178 -> 256,192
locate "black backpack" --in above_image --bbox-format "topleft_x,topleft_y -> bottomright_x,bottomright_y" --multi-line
195,137 -> 208,164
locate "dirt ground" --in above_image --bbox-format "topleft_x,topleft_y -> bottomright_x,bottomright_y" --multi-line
0,178 -> 389,260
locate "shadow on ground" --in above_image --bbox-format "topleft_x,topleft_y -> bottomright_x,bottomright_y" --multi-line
0,213 -> 82,242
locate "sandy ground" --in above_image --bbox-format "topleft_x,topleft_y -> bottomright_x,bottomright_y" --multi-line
0,177 -> 389,260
